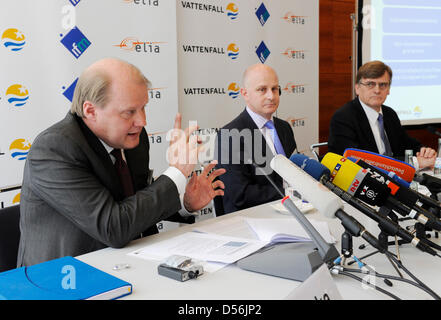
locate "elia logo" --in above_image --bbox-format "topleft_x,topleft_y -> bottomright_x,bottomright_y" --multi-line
113,37 -> 165,53
60,26 -> 91,59
283,82 -> 306,95
6,84 -> 29,107
62,78 -> 79,102
256,41 -> 270,63
148,87 -> 164,100
123,0 -> 159,6
282,12 -> 306,25
286,116 -> 306,128
1,28 -> 26,52
10,139 -> 31,161
282,48 -> 306,60
255,3 -> 270,26
69,0 -> 81,6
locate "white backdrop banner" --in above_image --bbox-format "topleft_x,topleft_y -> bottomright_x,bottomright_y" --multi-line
177,0 -> 319,221
0,0 -> 318,229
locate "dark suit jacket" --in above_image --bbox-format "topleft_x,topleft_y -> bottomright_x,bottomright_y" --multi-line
18,112 -> 187,267
215,109 -> 296,215
328,98 -> 421,159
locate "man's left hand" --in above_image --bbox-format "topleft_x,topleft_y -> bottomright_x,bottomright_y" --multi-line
416,147 -> 437,170
183,161 -> 226,212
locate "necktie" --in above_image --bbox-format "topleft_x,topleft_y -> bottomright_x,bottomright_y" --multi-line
264,120 -> 286,156
377,114 -> 393,156
111,148 -> 135,198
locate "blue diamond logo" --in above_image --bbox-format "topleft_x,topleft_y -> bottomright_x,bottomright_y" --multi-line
256,41 -> 270,63
256,3 -> 270,26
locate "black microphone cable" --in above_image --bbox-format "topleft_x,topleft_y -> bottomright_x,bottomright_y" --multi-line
339,265 -> 440,300
385,250 -> 441,300
331,266 -> 401,300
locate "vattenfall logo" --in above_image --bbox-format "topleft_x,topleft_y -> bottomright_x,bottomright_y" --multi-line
282,48 -> 306,60
182,43 -> 239,60
282,12 -> 306,25
60,26 -> 91,59
183,82 -> 239,99
181,1 -> 238,20
113,37 -> 166,53
10,139 -> 31,161
1,28 -> 26,52
6,84 -> 29,107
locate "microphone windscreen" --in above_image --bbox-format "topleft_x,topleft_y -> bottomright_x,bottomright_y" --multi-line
343,148 -> 415,182
347,156 -> 411,188
289,154 -> 331,181
321,153 -> 365,192
270,155 -> 343,218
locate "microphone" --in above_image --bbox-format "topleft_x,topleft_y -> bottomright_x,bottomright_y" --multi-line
272,155 -> 384,253
414,173 -> 441,193
347,156 -> 441,212
343,148 -> 416,183
290,154 -> 439,256
322,153 -> 441,231
427,126 -> 441,138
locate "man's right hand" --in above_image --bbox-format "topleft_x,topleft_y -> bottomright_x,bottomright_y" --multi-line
167,113 -> 201,178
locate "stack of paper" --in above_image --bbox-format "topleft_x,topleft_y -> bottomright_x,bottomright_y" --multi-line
245,218 -> 336,244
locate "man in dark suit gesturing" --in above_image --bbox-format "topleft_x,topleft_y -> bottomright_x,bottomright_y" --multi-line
215,64 -> 296,215
18,58 -> 225,266
328,60 -> 436,170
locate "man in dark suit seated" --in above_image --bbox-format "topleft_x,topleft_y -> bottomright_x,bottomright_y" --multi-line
17,58 -> 225,266
328,60 -> 436,170
215,64 -> 297,215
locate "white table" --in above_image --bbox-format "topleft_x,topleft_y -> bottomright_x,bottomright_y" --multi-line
77,200 -> 441,300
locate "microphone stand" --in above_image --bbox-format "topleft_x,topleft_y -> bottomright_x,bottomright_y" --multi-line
349,205 -> 405,279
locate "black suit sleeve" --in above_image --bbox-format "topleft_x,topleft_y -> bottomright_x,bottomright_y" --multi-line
328,107 -> 361,156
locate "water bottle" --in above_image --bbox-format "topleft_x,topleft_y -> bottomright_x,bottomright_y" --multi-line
434,138 -> 441,176
405,149 -> 418,190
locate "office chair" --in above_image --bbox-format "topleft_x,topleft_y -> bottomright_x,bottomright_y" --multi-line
0,204 -> 20,272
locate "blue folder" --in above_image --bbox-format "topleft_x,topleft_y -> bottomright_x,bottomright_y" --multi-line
0,256 -> 132,300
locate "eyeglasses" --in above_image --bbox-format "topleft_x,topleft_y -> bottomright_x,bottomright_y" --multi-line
359,81 -> 390,90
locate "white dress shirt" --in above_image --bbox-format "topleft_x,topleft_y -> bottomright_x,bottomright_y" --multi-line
359,98 -> 387,155
246,106 -> 277,155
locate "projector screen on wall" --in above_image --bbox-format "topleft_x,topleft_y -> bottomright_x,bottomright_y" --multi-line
362,0 -> 441,125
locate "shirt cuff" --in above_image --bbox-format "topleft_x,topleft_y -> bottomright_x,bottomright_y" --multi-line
162,167 -> 198,217
412,156 -> 420,172
162,166 -> 186,195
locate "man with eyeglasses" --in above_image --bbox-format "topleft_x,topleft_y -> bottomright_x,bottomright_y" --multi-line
328,60 -> 436,170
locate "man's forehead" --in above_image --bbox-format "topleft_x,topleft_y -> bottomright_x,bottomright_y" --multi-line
248,74 -> 278,87
361,72 -> 390,82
